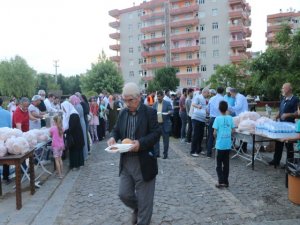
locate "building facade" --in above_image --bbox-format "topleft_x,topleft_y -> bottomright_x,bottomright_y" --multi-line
109,0 -> 252,89
266,10 -> 300,46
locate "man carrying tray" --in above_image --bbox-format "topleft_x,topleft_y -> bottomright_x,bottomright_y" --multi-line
107,82 -> 160,225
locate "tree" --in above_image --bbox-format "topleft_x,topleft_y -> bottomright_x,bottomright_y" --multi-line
208,64 -> 247,91
35,73 -> 60,94
80,51 -> 123,94
0,55 -> 36,97
147,67 -> 179,92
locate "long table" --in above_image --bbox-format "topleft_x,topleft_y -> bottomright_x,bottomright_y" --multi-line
0,150 -> 35,210
232,131 -> 276,170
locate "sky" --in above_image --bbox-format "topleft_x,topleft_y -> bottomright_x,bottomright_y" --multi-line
0,0 -> 299,76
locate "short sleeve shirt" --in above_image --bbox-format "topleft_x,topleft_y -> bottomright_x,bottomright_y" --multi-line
213,115 -> 234,150
29,104 -> 41,130
13,107 -> 29,132
296,120 -> 300,151
50,126 -> 65,149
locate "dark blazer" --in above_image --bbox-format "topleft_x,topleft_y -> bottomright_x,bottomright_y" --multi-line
110,103 -> 161,181
152,100 -> 173,133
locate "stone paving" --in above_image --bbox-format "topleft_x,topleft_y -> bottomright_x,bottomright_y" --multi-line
1,137 -> 300,225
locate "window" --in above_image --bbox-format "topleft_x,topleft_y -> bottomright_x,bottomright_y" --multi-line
212,22 -> 219,30
186,26 -> 192,32
144,70 -> 147,76
139,70 -> 143,76
212,35 -> 219,44
212,8 -> 218,16
143,58 -> 147,63
138,34 -> 142,40
151,32 -> 155,38
198,0 -> 205,4
162,31 -> 165,36
197,51 -> 200,58
200,51 -> 206,58
187,52 -> 192,59
129,48 -> 133,53
130,60 -> 134,66
187,66 -> 192,72
199,11 -> 205,18
187,78 -> 193,86
151,57 -> 157,63
213,50 -> 219,57
185,1 -> 191,6
200,37 -> 206,45
139,58 -> 143,64
173,53 -> 180,60
186,39 -> 192,46
197,65 -> 200,72
200,65 -> 207,72
138,46 -> 141,52
175,67 -> 180,73
129,35 -> 133,43
199,24 -> 205,32
213,64 -> 218,70
129,71 -> 134,77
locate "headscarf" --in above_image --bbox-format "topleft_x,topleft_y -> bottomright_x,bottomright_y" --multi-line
61,101 -> 79,130
69,95 -> 81,105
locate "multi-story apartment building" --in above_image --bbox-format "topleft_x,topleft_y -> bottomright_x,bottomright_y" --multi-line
109,0 -> 252,89
266,10 -> 300,46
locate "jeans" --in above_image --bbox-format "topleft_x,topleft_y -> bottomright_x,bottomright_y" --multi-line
154,124 -> 170,157
216,150 -> 230,185
191,119 -> 205,154
207,117 -> 216,156
179,111 -> 187,140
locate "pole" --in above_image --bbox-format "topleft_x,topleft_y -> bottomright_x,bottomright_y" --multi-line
53,60 -> 59,83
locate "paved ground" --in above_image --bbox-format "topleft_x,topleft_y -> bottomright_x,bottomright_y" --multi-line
0,137 -> 299,225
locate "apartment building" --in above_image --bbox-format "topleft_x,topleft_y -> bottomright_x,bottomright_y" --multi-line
266,10 -> 300,46
109,0 -> 252,89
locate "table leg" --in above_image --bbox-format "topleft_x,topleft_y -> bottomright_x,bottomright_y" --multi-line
252,134 -> 255,170
15,164 -> 22,210
29,155 -> 35,195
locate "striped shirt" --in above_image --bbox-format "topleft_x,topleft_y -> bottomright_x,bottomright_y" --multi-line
125,112 -> 138,140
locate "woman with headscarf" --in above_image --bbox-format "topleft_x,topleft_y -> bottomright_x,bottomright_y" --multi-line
61,101 -> 84,170
69,95 -> 88,161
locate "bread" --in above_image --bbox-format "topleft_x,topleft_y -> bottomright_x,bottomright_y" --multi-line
122,138 -> 133,144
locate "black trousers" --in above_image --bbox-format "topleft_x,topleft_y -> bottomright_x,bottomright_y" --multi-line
273,141 -> 294,165
216,150 -> 230,185
2,165 -> 9,180
191,120 -> 205,154
186,116 -> 192,142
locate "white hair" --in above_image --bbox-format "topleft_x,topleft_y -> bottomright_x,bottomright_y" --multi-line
122,82 -> 140,98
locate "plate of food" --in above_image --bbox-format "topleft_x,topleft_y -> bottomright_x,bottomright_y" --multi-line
105,144 -> 133,153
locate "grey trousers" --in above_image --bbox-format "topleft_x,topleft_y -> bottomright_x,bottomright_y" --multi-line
119,156 -> 156,225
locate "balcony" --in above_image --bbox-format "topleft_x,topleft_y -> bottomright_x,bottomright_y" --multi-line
171,31 -> 199,41
110,56 -> 121,62
141,24 -> 165,33
141,36 -> 165,45
229,0 -> 246,6
266,36 -> 275,44
142,49 -> 165,57
176,72 -> 201,79
230,40 -> 247,49
109,21 -> 120,28
171,59 -> 200,67
109,9 -> 120,18
266,24 -> 290,33
171,45 -> 200,54
230,24 -> 248,34
142,76 -> 154,81
245,3 -> 251,12
109,32 -> 120,40
141,62 -> 166,70
109,44 -> 120,51
230,54 -> 249,63
247,39 -> 252,48
141,11 -> 164,21
267,12 -> 300,23
170,4 -> 199,16
141,0 -> 165,9
170,18 -> 199,28
229,10 -> 248,20
245,27 -> 252,37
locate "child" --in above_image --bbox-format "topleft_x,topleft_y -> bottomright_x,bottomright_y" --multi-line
213,101 -> 235,188
50,115 -> 65,179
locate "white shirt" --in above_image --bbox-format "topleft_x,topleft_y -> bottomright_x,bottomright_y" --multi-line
207,94 -> 224,117
230,93 -> 248,116
163,95 -> 173,109
44,98 -> 58,113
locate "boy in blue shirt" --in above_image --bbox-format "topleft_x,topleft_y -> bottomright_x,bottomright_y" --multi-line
213,101 -> 235,188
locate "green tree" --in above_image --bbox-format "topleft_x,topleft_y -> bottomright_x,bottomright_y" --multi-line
35,73 -> 60,94
80,51 -> 123,94
147,67 -> 179,92
0,55 -> 36,97
208,64 -> 247,90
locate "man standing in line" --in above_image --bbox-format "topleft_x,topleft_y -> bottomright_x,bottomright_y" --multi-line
207,87 -> 224,158
179,88 -> 188,143
185,88 -> 194,143
269,83 -> 299,167
0,97 -> 12,184
107,82 -> 160,225
153,91 -> 173,159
